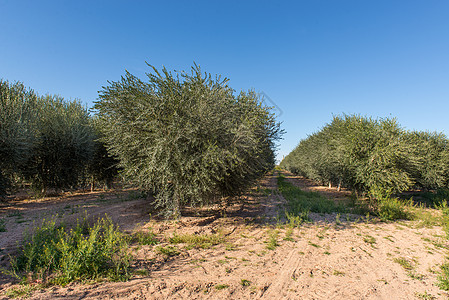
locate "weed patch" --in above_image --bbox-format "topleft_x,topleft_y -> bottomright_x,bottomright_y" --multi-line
169,232 -> 224,249
155,245 -> 180,256
265,230 -> 279,250
377,197 -> 412,221
130,230 -> 158,245
9,216 -> 131,286
215,284 -> 229,290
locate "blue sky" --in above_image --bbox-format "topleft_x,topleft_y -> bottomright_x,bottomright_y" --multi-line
1,0 -> 448,162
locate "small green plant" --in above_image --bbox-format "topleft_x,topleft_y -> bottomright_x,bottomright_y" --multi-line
363,235 -> 376,245
215,284 -> 229,290
308,241 -> 320,248
265,230 -> 279,250
169,232 -> 223,249
377,197 -> 412,221
333,270 -> 345,276
131,230 -> 158,245
415,291 -> 436,300
438,261 -> 449,291
5,284 -> 42,299
240,279 -> 251,286
285,211 -> 310,226
335,213 -> 341,225
155,245 -> 180,256
225,243 -> 237,251
277,175 -> 343,215
134,269 -> 149,276
393,257 -> 414,271
284,227 -> 294,241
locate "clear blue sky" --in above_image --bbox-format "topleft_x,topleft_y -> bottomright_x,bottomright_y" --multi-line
1,0 -> 448,162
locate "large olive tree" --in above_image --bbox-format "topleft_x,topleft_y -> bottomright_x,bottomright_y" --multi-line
95,63 -> 282,216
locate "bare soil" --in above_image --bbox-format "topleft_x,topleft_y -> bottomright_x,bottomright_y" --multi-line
0,172 -> 447,299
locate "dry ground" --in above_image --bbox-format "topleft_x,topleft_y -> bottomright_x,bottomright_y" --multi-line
0,172 -> 447,299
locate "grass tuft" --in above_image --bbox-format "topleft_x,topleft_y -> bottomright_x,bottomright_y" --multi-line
265,230 -> 279,250
169,232 -> 224,249
155,245 -> 180,256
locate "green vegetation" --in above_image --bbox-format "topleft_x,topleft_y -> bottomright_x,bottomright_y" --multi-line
393,257 -> 414,271
169,232 -> 224,249
363,235 -> 376,245
377,197 -> 412,221
240,279 -> 251,286
280,114 -> 449,201
130,230 -> 158,245
9,217 -> 131,285
95,63 -> 282,216
155,245 -> 180,256
0,80 -> 119,198
265,230 -> 279,250
215,284 -> 229,290
437,201 -> 449,290
277,174 -> 342,215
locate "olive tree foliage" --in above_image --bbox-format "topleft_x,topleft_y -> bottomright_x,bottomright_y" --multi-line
87,117 -> 120,190
404,131 -> 449,190
95,63 -> 282,216
0,80 -> 38,197
281,115 -> 419,199
22,96 -> 95,193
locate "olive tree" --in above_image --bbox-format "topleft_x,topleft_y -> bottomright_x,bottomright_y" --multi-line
0,80 -> 38,197
95,63 -> 282,216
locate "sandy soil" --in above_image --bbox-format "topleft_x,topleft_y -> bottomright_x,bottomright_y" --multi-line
0,172 -> 447,299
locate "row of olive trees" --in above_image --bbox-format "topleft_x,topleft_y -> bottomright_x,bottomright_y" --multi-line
280,114 -> 449,199
95,63 -> 282,216
0,80 -> 118,198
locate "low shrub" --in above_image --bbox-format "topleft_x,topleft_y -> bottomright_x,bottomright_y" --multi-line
377,197 -> 412,221
10,216 -> 131,285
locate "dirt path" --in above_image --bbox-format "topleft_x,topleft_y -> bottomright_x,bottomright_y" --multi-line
0,172 -> 448,299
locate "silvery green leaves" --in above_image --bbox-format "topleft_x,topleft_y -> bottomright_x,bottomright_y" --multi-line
280,114 -> 449,200
95,63 -> 282,216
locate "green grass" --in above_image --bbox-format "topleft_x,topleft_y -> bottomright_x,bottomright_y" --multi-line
9,216 -> 131,286
215,284 -> 229,290
363,235 -> 376,245
415,291 -> 436,300
333,270 -> 345,276
130,230 -> 158,245
155,245 -> 180,256
169,232 -> 224,249
284,227 -> 294,241
240,279 -> 251,286
277,174 -> 343,215
437,201 -> 449,290
393,257 -> 414,271
265,230 -> 279,250
5,284 -> 41,299
308,241 -> 320,248
377,197 -> 412,221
